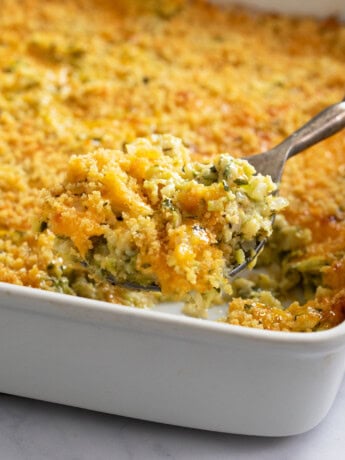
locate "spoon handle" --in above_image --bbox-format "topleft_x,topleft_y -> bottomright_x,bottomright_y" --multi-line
280,97 -> 345,158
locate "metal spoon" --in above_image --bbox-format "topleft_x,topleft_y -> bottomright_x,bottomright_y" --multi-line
229,96 -> 345,277
102,97 -> 345,290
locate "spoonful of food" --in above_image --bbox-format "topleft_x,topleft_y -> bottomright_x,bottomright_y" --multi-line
41,97 -> 345,295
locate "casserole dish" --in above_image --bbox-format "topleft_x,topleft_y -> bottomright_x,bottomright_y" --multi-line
0,0 -> 344,436
1,282 -> 345,436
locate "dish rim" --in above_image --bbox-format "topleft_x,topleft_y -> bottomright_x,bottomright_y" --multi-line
1,281 -> 345,350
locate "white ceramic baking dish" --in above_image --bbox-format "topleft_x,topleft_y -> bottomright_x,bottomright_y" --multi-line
0,0 -> 345,437
1,283 -> 345,436
213,0 -> 345,18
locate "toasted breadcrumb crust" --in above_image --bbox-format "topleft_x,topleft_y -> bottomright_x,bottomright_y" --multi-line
0,0 -> 344,330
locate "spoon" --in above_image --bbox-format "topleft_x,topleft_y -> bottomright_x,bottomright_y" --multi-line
101,97 -> 345,290
229,96 -> 345,277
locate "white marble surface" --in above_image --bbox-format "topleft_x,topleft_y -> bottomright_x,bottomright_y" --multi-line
0,377 -> 344,460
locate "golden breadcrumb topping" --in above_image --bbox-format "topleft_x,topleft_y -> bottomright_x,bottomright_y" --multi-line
0,0 -> 344,330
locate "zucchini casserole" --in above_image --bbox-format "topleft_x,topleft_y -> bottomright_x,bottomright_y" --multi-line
0,0 -> 345,331
41,134 -> 286,303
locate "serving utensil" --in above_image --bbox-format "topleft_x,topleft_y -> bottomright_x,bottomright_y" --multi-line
230,96 -> 345,276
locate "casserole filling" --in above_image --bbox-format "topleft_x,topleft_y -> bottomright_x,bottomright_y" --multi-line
0,0 -> 344,331
41,134 -> 286,304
